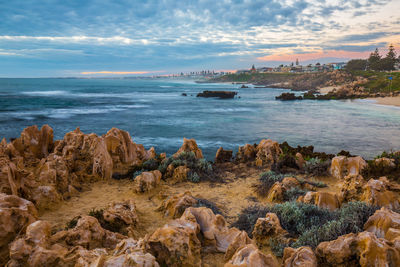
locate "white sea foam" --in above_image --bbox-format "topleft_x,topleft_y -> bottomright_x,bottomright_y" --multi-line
21,90 -> 68,96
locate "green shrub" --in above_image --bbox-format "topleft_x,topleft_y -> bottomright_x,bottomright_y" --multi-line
269,237 -> 288,257
296,177 -> 327,188
283,187 -> 308,201
65,216 -> 81,229
304,158 -> 330,176
195,197 -> 223,215
188,171 -> 200,183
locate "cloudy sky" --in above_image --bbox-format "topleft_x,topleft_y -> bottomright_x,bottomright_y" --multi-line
0,0 -> 399,77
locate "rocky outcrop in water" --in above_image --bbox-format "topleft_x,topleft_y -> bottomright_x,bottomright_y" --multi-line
197,90 -> 237,99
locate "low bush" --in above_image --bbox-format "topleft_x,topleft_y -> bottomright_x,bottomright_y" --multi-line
283,187 -> 308,201
195,197 -> 223,215
232,201 -> 378,254
296,177 -> 327,188
304,158 -> 331,176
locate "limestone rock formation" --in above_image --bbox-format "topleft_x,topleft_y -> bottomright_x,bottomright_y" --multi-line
266,177 -> 301,202
252,213 -> 290,246
0,194 -> 38,265
361,177 -> 399,209
255,139 -> 282,167
147,216 -> 201,267
330,156 -> 366,179
236,144 -> 257,163
283,246 -> 317,267
225,244 -> 279,267
224,231 -> 254,262
181,207 -> 242,253
215,147 -> 233,163
339,174 -> 365,202
170,165 -> 190,184
133,170 -> 162,193
157,191 -> 198,218
316,231 -> 400,267
295,152 -> 306,170
173,138 -> 203,159
364,207 -> 400,241
103,199 -> 139,235
299,191 -> 340,211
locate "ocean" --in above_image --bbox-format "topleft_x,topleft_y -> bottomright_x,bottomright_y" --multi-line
1,78 -> 400,160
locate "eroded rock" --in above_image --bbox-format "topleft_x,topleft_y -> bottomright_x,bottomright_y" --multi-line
215,147 -> 233,163
361,177 -> 399,209
283,246 -> 317,267
173,138 -> 203,159
299,191 -> 340,211
157,191 -> 198,218
225,244 -> 279,267
133,170 -> 162,193
330,156 -> 366,179
252,213 -> 290,246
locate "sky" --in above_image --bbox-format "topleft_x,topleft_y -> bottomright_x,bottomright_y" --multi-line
0,0 -> 399,77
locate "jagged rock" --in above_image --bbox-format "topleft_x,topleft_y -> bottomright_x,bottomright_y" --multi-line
0,159 -> 19,195
181,207 -> 241,253
133,170 -> 162,193
157,191 -> 198,218
374,157 -> 396,169
299,192 -> 340,211
215,147 -> 233,163
51,216 -> 125,250
224,231 -> 253,262
0,194 -> 38,265
252,213 -> 290,246
316,231 -> 400,267
173,138 -> 203,159
283,246 -> 317,267
104,128 -> 154,172
147,216 -> 201,267
170,165 -> 190,184
330,156 -> 366,179
103,199 -> 139,235
197,90 -> 237,99
361,177 -> 399,209
11,125 -> 54,161
266,177 -> 300,202
225,244 -> 279,267
364,207 -> 400,241
255,139 -> 282,167
339,174 -> 366,202
236,144 -> 257,162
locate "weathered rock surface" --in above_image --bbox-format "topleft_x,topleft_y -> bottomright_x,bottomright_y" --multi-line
224,231 -> 254,262
339,174 -> 366,202
147,216 -> 201,267
181,207 -> 242,253
361,177 -> 399,209
252,213 -> 289,246
364,207 -> 400,241
283,246 -> 317,267
103,199 -> 139,235
255,139 -> 282,167
330,156 -> 367,179
215,147 -> 233,163
157,191 -> 198,218
173,138 -> 203,159
225,244 -> 279,267
197,90 -> 237,99
299,191 -> 340,211
170,165 -> 190,184
236,144 -> 257,163
316,231 -> 400,267
133,170 -> 162,193
0,194 -> 38,265
266,177 -> 300,202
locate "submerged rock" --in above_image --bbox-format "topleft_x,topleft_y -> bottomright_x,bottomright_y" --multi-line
197,90 -> 237,99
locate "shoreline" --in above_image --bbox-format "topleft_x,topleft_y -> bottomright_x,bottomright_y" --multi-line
366,96 -> 400,107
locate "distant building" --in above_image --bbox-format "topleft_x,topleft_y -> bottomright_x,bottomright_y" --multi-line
250,65 -> 257,73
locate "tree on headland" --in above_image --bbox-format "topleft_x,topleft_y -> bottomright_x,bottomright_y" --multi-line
346,59 -> 368,71
368,48 -> 382,70
380,44 -> 397,71
296,58 -> 299,66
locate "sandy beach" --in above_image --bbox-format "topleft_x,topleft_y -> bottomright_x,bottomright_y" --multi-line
368,96 -> 400,107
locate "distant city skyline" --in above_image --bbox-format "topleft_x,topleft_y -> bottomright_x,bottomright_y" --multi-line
0,0 -> 399,77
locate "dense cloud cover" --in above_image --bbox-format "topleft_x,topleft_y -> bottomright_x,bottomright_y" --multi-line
0,0 -> 399,76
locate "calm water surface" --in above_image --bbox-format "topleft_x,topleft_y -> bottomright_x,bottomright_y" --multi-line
0,78 -> 399,159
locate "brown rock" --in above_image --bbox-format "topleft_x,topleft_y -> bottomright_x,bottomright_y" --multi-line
0,194 -> 38,265
295,153 -> 306,170
225,244 -> 279,267
157,191 -> 198,218
103,199 -> 139,235
147,217 -> 201,267
133,170 -> 162,193
215,147 -> 233,163
181,207 -> 241,253
224,231 -> 253,262
252,213 -> 289,246
301,192 -> 340,211
283,246 -> 317,267
255,139 -> 282,167
170,165 -> 190,184
339,174 -> 365,202
266,182 -> 284,202
364,207 -> 400,241
330,156 -> 367,179
315,233 -> 358,266
173,138 -> 203,159
236,144 -> 257,162
361,177 -> 399,209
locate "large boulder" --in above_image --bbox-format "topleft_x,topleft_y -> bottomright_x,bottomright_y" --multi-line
236,144 -> 257,163
215,147 -> 233,163
169,165 -> 190,184
173,138 -> 203,159
330,156 -> 366,179
147,216 -> 201,267
255,139 -> 282,167
299,191 -> 340,211
0,194 -> 38,265
266,177 -> 301,203
224,231 -> 254,262
364,207 -> 400,241
339,174 -> 365,202
361,177 -> 399,209
181,207 -> 242,253
156,191 -> 198,218
283,246 -> 317,267
316,231 -> 400,267
133,170 -> 162,193
103,199 -> 139,236
252,213 -> 290,246
225,244 -> 279,267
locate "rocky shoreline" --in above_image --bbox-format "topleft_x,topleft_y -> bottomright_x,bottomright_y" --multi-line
1,125 -> 400,266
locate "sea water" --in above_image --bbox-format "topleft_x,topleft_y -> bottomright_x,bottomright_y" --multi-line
1,78 -> 400,159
